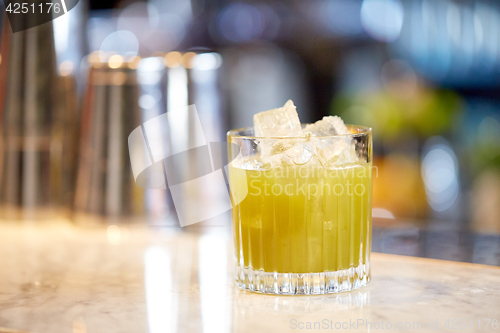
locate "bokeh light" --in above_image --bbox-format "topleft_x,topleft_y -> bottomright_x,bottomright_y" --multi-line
144,13 -> 186,53
139,95 -> 157,110
117,2 -> 160,38
421,137 -> 460,212
59,60 -> 74,76
99,30 -> 140,61
107,225 -> 121,245
381,59 -> 418,99
216,3 -> 265,43
165,51 -> 183,68
325,0 -> 364,36
181,52 -> 197,69
108,55 -> 124,68
137,57 -> 165,85
361,0 -> 404,42
192,52 -> 223,71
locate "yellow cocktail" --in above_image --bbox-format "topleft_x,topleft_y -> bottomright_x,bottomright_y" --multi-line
228,125 -> 373,295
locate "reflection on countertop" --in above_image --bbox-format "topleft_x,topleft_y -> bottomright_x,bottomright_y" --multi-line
373,224 -> 500,266
0,222 -> 499,333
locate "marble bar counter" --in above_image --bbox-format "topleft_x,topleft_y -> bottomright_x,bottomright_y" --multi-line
0,222 -> 499,333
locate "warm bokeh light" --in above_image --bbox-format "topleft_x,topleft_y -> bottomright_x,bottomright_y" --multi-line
165,51 -> 182,68
107,225 -> 121,245
87,51 -> 101,64
59,60 -> 74,76
181,52 -> 196,69
128,56 -> 142,69
108,55 -> 124,68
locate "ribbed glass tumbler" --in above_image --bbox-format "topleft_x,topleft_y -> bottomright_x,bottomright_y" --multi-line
227,125 -> 373,295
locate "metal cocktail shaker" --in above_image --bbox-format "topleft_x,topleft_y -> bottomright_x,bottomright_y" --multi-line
0,14 -> 77,221
74,56 -> 146,224
75,51 -> 226,227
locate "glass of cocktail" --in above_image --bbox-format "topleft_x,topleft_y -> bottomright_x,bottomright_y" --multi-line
228,120 -> 372,295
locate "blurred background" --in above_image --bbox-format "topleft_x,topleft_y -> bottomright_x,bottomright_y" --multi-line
0,0 -> 499,265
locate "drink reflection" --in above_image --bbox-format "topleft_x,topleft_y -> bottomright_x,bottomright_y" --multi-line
143,231 -> 369,333
231,286 -> 369,332
144,233 -> 196,333
232,290 -> 369,315
144,247 -> 177,333
198,234 -> 231,333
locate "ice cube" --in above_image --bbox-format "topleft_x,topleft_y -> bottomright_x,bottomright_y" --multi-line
231,156 -> 264,170
318,137 -> 358,166
260,138 -> 316,166
252,102 -> 356,168
253,100 -> 305,164
304,116 -> 358,166
303,116 -> 349,136
254,100 -> 303,138
284,141 -> 315,165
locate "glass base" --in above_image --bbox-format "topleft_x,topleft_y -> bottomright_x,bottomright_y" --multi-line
235,262 -> 370,295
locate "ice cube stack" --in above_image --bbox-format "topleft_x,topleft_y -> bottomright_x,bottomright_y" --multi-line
253,100 -> 358,167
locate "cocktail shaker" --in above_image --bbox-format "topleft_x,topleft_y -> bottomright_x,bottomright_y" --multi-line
0,14 -> 77,220
76,51 -> 226,227
74,56 -> 147,224
162,51 -> 229,227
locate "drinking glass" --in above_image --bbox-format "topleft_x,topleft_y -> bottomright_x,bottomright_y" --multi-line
227,125 -> 372,295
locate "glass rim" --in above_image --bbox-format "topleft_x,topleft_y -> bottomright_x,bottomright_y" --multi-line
227,124 -> 372,140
